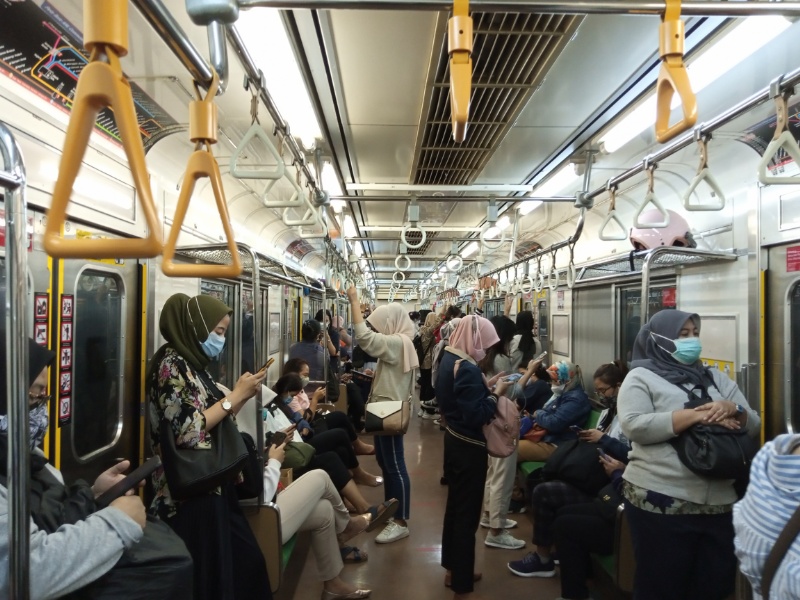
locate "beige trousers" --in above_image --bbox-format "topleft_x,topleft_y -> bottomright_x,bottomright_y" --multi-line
276,469 -> 349,581
517,440 -> 557,462
482,453 -> 518,529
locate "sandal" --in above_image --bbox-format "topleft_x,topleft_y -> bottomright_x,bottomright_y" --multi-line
365,499 -> 399,533
340,545 -> 369,564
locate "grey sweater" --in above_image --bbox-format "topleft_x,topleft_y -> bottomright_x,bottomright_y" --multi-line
618,366 -> 761,506
0,467 -> 143,599
355,322 -> 415,403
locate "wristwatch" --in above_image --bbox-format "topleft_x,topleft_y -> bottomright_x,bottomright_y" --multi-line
221,398 -> 233,415
735,404 -> 745,415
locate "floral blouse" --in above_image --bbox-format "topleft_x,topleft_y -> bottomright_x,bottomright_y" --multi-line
148,347 -> 231,516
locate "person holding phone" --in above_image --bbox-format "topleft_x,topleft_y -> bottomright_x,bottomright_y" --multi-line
514,355 -> 551,414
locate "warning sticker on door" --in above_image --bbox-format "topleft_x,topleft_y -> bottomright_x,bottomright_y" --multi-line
788,245 -> 800,272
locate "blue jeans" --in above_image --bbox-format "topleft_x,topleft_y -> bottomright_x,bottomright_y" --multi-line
374,434 -> 411,520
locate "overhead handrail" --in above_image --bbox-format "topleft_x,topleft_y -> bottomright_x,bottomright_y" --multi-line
598,183 -> 628,241
230,80 -> 286,180
758,77 -> 800,185
655,0 -> 697,143
45,0 -> 162,259
393,271 -> 406,283
682,132 -> 725,211
448,0 -> 472,142
163,71 -> 242,277
401,224 -> 427,249
633,165 -> 670,228
520,275 -> 534,295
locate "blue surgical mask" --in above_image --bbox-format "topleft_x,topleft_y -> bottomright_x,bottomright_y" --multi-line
672,337 -> 702,365
201,331 -> 226,358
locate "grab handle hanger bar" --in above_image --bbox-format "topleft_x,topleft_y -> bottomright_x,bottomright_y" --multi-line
757,76 -> 800,185
682,131 -> 725,211
230,74 -> 286,180
655,0 -> 697,143
598,182 -> 628,241
633,163 -> 670,228
448,0 -> 472,142
44,0 -> 163,259
162,71 -> 243,277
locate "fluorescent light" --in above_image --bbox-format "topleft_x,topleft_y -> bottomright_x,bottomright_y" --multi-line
343,214 -> 357,238
460,241 -> 479,258
483,225 -> 501,239
497,215 -> 511,231
600,17 -> 791,153
353,241 -> 364,257
534,164 -> 579,197
519,201 -> 542,216
236,11 -> 321,148
331,200 -> 346,214
321,162 -> 343,196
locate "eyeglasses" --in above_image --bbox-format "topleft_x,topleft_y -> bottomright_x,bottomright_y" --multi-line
28,393 -> 52,408
595,385 -> 613,396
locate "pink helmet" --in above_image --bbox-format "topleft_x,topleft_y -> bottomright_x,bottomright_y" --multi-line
629,209 -> 696,251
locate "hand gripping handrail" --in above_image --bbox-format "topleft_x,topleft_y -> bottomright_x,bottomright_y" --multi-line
448,0 -> 472,142
230,84 -> 286,180
162,71 -> 242,277
633,165 -> 670,228
655,0 -> 697,143
598,184 -> 628,241
45,0 -> 162,259
758,78 -> 800,185
682,133 -> 725,211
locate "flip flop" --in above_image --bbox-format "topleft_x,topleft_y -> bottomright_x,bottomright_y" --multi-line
365,499 -> 399,533
340,546 -> 369,564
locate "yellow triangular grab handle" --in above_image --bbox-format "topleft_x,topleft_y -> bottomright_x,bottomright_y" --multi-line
448,0 -> 472,143
162,149 -> 243,277
44,54 -> 162,258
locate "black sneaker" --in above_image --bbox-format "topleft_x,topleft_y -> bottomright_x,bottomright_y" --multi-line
507,552 -> 556,578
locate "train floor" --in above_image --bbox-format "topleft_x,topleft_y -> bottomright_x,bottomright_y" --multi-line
278,395 -> 628,600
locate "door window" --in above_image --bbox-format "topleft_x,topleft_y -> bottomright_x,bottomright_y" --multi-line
199,281 -> 236,389
789,283 -> 800,430
618,284 -> 677,365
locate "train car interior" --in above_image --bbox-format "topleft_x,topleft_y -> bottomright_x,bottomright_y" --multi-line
2,0 -> 800,598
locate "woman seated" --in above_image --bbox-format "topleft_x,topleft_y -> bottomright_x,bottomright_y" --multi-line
282,358 -> 374,456
509,361 -> 629,578
517,360 -> 591,463
514,360 -> 552,414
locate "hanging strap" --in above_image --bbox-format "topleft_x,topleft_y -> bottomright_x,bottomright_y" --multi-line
762,504 -> 800,599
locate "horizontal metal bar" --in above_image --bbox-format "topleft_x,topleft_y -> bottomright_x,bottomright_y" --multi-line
131,0 -> 215,87
360,225 -> 483,232
332,195 -> 573,203
347,236 -> 478,242
239,0 -> 800,16
0,170 -> 22,190
346,183 -> 534,192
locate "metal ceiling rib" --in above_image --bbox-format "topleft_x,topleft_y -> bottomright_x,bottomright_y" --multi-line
411,11 -> 582,185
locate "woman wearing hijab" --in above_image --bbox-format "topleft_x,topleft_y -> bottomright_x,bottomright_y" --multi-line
431,317 -> 460,391
418,312 -> 441,416
147,293 -> 268,600
346,286 -> 418,544
517,360 -> 590,462
436,315 -> 512,599
617,310 -> 760,600
0,337 -> 150,599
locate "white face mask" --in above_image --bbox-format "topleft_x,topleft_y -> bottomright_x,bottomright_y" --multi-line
551,383 -> 565,395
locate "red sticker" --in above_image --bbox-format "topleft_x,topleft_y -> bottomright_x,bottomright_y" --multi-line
788,246 -> 800,273
662,287 -> 677,307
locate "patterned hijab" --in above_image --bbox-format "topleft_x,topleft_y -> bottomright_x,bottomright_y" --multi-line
149,293 -> 232,378
423,312 -> 440,329
366,303 -> 419,373
448,315 -> 500,363
440,317 -> 461,343
631,309 -> 710,387
547,360 -> 582,392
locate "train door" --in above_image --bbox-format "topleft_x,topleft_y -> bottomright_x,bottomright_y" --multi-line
616,280 -> 677,365
765,243 -> 800,438
59,260 -> 140,484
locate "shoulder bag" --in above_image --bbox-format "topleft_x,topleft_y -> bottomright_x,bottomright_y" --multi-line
158,370 -> 249,500
483,394 -> 520,458
282,441 -> 317,469
542,438 -> 610,495
669,382 -> 758,480
364,361 -> 413,436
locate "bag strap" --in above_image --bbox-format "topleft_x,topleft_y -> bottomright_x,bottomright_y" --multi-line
762,504 -> 800,599
367,361 -> 382,404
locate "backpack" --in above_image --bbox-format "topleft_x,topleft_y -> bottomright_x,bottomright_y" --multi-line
413,334 -> 433,366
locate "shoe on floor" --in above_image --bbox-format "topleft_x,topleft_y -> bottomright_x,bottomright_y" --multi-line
507,552 -> 556,577
480,517 -> 517,529
421,410 -> 438,420
421,399 -> 438,409
485,530 -> 525,550
375,519 -> 409,544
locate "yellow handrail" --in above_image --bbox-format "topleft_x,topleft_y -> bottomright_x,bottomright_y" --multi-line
44,0 -> 162,258
162,71 -> 243,278
655,0 -> 697,143
448,0 -> 472,143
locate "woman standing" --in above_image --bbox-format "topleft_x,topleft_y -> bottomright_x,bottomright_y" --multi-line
418,312 -> 441,417
618,310 -> 760,600
436,315 -> 511,599
147,293 -> 268,600
346,286 -> 418,544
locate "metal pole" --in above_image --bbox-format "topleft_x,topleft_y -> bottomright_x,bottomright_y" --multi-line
1,122 -> 30,600
509,209 -> 520,264
238,0 -> 800,16
207,21 -> 230,94
131,0 -> 215,87
328,195 -> 575,203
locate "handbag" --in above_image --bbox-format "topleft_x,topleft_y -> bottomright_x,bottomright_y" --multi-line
282,441 -> 316,469
669,382 -> 758,480
158,370 -> 249,500
236,431 -> 264,500
542,438 -> 610,495
364,361 -> 413,436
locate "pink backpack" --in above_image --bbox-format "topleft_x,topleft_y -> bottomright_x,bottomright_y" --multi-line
454,360 -> 520,458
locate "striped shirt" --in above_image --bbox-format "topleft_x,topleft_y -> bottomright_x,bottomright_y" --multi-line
733,434 -> 800,599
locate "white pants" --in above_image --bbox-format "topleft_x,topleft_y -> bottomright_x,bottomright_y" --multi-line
276,469 -> 349,581
482,453 -> 518,529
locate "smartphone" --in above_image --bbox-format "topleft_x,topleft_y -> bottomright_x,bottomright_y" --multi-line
258,357 -> 275,373
271,431 -> 288,447
569,425 -> 583,433
597,448 -> 607,458
95,456 -> 162,508
503,373 -> 523,383
534,351 -> 548,363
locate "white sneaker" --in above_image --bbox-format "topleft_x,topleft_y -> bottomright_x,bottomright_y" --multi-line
375,519 -> 409,544
421,410 -> 438,420
480,517 -> 518,529
485,530 -> 526,550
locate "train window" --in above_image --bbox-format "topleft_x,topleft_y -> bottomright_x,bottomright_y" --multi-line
618,284 -> 677,365
241,287 -> 255,374
199,281 -> 236,388
790,284 -> 800,426
73,270 -> 124,458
